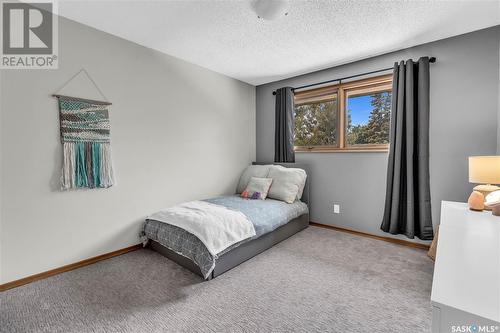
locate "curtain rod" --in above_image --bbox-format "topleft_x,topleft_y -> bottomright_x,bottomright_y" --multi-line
272,56 -> 436,95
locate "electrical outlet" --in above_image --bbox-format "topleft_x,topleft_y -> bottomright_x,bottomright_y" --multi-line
333,204 -> 340,214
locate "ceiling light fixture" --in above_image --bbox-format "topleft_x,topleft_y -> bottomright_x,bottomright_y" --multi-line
253,0 -> 289,20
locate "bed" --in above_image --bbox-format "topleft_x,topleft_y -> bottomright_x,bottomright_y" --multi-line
142,162 -> 310,280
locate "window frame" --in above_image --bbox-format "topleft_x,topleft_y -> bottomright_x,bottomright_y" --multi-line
294,74 -> 393,153
294,92 -> 339,150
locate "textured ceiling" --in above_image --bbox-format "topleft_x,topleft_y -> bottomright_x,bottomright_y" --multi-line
59,0 -> 500,85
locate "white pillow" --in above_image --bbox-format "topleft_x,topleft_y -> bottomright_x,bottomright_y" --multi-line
236,165 -> 271,193
294,168 -> 308,200
241,177 -> 273,200
267,165 -> 307,203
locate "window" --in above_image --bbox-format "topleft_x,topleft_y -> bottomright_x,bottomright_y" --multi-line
294,95 -> 338,147
294,74 -> 392,152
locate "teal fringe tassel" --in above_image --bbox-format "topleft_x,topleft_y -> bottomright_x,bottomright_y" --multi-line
61,141 -> 114,190
92,142 -> 101,187
75,143 -> 88,188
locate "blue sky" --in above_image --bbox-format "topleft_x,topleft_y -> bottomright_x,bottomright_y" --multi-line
348,95 -> 372,126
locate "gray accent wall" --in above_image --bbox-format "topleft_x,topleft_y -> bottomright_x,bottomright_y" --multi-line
0,17 -> 255,284
256,26 -> 500,243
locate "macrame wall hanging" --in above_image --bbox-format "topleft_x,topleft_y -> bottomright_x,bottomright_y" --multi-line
53,69 -> 115,190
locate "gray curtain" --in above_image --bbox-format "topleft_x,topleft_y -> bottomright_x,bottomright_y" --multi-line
380,57 -> 434,240
274,87 -> 295,163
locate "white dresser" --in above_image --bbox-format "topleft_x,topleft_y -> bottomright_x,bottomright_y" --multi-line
431,201 -> 500,332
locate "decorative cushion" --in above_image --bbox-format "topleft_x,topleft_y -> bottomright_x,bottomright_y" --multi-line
241,177 -> 273,200
267,165 -> 307,203
236,165 -> 271,193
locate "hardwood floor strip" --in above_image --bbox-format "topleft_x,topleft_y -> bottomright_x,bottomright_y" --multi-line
310,222 -> 430,250
0,244 -> 142,292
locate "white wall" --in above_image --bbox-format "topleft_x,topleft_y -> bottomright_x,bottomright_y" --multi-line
256,26 -> 500,243
0,17 -> 256,284
498,38 -> 500,153
0,68 -> 3,283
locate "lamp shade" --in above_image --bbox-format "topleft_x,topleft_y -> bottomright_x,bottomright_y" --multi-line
468,156 -> 500,184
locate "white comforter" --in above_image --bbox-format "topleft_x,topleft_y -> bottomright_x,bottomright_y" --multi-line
147,201 -> 256,256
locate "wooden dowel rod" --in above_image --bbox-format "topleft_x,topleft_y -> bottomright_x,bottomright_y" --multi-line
52,94 -> 112,105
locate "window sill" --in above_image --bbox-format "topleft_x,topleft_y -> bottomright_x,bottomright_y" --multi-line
295,147 -> 389,153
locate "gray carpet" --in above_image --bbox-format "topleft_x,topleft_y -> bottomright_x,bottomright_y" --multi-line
1,226 -> 433,333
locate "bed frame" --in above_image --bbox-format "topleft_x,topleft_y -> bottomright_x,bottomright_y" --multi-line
148,162 -> 310,280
